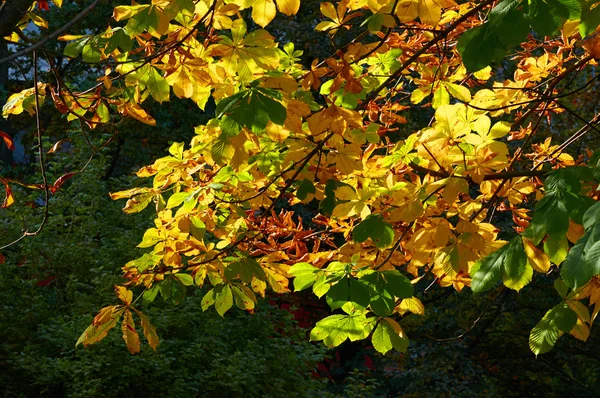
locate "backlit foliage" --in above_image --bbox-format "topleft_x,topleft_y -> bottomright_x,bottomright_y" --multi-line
3,0 -> 600,356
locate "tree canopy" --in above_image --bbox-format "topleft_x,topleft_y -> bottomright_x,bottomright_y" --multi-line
2,0 -> 600,359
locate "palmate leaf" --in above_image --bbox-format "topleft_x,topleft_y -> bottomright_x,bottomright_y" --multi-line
471,237 -> 531,293
358,270 -> 414,316
310,313 -> 375,348
216,85 -> 286,134
352,214 -> 395,249
471,236 -> 533,293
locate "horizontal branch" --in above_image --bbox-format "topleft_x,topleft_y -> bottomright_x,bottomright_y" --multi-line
409,162 -> 546,181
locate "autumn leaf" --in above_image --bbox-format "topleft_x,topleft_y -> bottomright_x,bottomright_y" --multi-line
0,130 -> 14,150
122,309 -> 141,354
0,179 -> 15,208
115,285 -> 133,306
76,306 -> 124,347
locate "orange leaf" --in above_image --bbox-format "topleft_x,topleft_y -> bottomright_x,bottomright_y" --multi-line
0,131 -> 14,150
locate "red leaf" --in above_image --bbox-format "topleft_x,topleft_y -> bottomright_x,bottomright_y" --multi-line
38,0 -> 50,11
0,131 -> 14,151
50,172 -> 77,194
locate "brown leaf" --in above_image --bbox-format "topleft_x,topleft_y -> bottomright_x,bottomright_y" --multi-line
50,172 -> 77,194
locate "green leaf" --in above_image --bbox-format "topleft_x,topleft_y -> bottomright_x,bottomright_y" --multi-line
530,302 -> 578,355
82,41 -> 103,63
217,87 -> 286,134
313,272 -> 331,298
470,246 -> 504,293
471,237 -> 531,292
189,216 -> 206,240
544,234 -> 568,265
225,257 -> 266,283
231,285 -> 255,311
580,6 -> 600,37
457,0 -> 529,72
64,37 -> 90,58
297,179 -> 316,200
142,284 -> 160,305
166,191 -> 192,209
174,273 -> 193,286
146,67 -> 170,103
201,288 -> 216,311
583,201 -> 600,230
359,270 -> 413,316
371,318 -> 409,355
352,214 -> 395,249
214,285 -> 234,316
310,313 -> 373,347
529,316 -> 559,356
326,276 -> 350,310
561,223 -> 600,289
289,262 -> 319,291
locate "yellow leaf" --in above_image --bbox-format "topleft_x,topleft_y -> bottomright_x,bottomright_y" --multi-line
566,220 -> 584,244
28,12 -> 48,29
320,2 -> 338,21
398,297 -> 425,315
569,318 -> 590,342
113,4 -> 149,21
58,34 -> 89,41
252,0 -> 277,27
124,103 -> 156,126
266,122 -> 290,142
109,187 -> 154,200
166,66 -> 195,98
115,285 -> 133,305
122,309 -> 141,354
276,0 -> 300,15
395,0 -> 456,25
76,306 -> 124,347
522,237 -> 550,273
442,177 -> 469,204
133,309 -> 160,351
